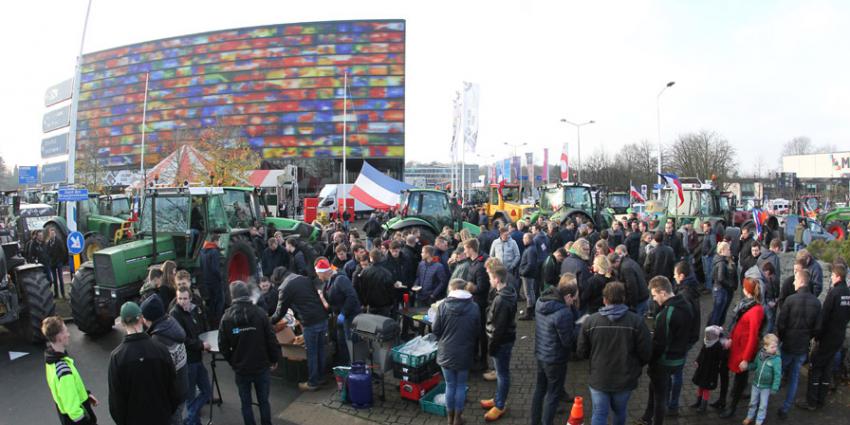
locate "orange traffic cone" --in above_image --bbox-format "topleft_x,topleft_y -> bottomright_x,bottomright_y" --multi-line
567,396 -> 584,425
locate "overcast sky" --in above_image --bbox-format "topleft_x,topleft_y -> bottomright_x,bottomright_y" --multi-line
2,0 -> 849,176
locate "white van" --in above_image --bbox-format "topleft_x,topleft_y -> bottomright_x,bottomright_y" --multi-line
317,184 -> 373,218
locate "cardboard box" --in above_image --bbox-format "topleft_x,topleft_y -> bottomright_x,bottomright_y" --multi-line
277,327 -> 307,361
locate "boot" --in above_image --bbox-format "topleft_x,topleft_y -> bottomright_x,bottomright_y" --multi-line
697,399 -> 708,413
719,401 -> 738,418
454,410 -> 466,425
447,410 -> 455,425
518,308 -> 533,321
689,398 -> 702,409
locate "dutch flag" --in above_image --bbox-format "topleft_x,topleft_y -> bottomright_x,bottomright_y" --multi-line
657,173 -> 684,207
350,161 -> 414,209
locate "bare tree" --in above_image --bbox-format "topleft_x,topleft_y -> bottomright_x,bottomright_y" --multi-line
782,136 -> 814,156
667,130 -> 737,187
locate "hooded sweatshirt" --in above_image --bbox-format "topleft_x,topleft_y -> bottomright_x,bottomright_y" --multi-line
534,288 -> 578,364
432,290 -> 480,370
148,316 -> 189,402
651,294 -> 694,367
486,284 -> 518,352
577,303 -> 652,392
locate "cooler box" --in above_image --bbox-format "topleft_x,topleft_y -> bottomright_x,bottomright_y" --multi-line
399,373 -> 442,401
352,313 -> 400,373
392,360 -> 439,383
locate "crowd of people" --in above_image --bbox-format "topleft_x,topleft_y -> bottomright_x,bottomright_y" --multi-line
39,211 -> 850,425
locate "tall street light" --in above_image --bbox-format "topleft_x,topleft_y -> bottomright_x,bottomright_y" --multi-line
657,81 -> 675,191
560,118 -> 595,182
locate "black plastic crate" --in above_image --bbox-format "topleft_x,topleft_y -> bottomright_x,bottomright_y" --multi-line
393,359 -> 439,383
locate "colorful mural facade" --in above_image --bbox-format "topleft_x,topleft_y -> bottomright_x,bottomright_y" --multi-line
76,20 -> 405,169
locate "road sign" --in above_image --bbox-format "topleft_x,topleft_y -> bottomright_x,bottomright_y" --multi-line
41,161 -> 67,184
18,166 -> 38,185
67,231 -> 84,255
41,133 -> 69,158
653,184 -> 663,190
44,78 -> 73,107
42,105 -> 71,133
58,188 -> 89,202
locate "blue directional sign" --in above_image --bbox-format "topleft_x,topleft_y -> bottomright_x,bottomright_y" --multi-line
67,231 -> 84,255
18,166 -> 38,185
41,161 -> 67,184
41,133 -> 69,158
58,188 -> 89,202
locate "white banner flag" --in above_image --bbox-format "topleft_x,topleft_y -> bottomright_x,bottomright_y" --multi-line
462,82 -> 480,152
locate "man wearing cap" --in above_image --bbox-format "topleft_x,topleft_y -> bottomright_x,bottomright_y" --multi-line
141,295 -> 189,425
317,256 -> 361,367
109,301 -> 180,425
219,281 -> 280,425
272,268 -> 330,392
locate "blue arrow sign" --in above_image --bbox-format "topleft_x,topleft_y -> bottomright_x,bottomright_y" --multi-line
67,231 -> 84,255
58,188 -> 89,202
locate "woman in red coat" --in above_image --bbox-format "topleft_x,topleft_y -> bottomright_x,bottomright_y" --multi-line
719,277 -> 765,418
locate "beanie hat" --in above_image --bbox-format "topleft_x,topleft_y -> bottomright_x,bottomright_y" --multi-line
230,281 -> 251,300
315,258 -> 332,273
704,325 -> 723,347
141,295 -> 165,322
120,301 -> 142,323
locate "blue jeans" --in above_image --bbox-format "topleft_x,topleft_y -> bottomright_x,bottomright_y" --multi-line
491,342 -> 514,409
441,367 -> 469,412
531,361 -> 567,425
764,302 -> 777,334
185,362 -> 211,425
666,364 -> 685,410
780,352 -> 807,413
702,255 -> 714,291
522,277 -> 537,308
335,317 -> 353,365
589,387 -> 632,425
234,369 -> 271,425
747,385 -> 771,424
709,286 -> 729,326
303,321 -> 328,386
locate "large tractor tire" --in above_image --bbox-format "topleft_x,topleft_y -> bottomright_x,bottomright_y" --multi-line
82,233 -> 109,263
70,265 -> 113,336
225,239 -> 258,285
14,267 -> 56,343
826,221 -> 847,241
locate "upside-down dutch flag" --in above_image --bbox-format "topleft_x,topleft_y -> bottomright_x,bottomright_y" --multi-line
657,173 -> 684,207
752,208 -> 768,238
350,161 -> 414,209
629,185 -> 646,203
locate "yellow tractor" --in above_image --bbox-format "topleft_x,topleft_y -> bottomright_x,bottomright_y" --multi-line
484,182 -> 536,227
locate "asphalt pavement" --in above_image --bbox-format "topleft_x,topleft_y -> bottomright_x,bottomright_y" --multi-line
0,321 -> 300,425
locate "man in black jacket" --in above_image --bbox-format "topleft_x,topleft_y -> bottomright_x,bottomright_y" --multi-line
668,261 -> 702,415
625,221 -> 642,262
199,235 -> 224,327
639,276 -> 694,425
479,262 -> 517,421
519,232 -> 540,320
218,281 -> 280,425
776,268 -> 821,419
662,222 -> 685,262
541,248 -> 566,294
260,237 -> 287,278
318,257 -> 361,367
577,281 -> 652,425
170,286 -> 211,425
109,302 -> 180,425
285,238 -> 311,278
141,295 -> 189,425
358,249 -> 397,318
801,263 -> 850,410
271,272 -> 328,391
463,238 -> 491,370
615,245 -> 650,317
645,231 -> 675,283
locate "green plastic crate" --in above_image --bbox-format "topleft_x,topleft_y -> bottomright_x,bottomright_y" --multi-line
391,341 -> 437,368
419,382 -> 469,417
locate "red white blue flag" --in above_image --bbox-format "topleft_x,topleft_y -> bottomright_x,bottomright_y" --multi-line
657,173 -> 684,206
630,185 -> 646,203
350,161 -> 413,209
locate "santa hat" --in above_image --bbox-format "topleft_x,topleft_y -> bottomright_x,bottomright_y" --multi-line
314,258 -> 332,273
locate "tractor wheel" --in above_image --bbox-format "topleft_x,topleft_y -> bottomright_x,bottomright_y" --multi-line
82,233 -> 109,263
13,267 -> 56,343
826,221 -> 846,241
70,265 -> 113,336
413,227 -> 436,246
565,213 -> 592,227
225,239 -> 258,285
44,222 -> 66,245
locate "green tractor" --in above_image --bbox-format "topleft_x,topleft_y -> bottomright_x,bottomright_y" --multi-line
43,193 -> 135,262
0,194 -> 55,343
383,189 -> 480,244
70,186 -> 259,335
222,186 -> 322,243
821,207 -> 850,240
652,178 -> 731,236
528,182 -> 614,229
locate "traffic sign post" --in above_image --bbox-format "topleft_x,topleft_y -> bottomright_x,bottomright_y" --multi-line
58,187 -> 89,202
67,231 -> 84,255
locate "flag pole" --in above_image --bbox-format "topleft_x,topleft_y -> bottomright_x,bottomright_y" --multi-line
341,71 -> 347,218
141,72 -> 150,189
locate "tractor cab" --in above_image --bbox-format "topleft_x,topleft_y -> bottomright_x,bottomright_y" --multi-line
536,182 -> 612,229
657,178 -> 727,234
384,188 -> 478,244
485,183 -> 535,224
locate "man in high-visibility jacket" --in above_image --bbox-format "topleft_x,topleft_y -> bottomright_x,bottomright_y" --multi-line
42,316 -> 99,424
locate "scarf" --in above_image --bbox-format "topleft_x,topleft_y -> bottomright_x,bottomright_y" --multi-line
727,297 -> 757,336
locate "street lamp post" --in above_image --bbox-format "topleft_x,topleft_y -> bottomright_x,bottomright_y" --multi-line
560,119 -> 595,182
656,81 -> 675,192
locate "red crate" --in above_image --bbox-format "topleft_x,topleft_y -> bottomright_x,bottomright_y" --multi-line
399,373 -> 442,401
